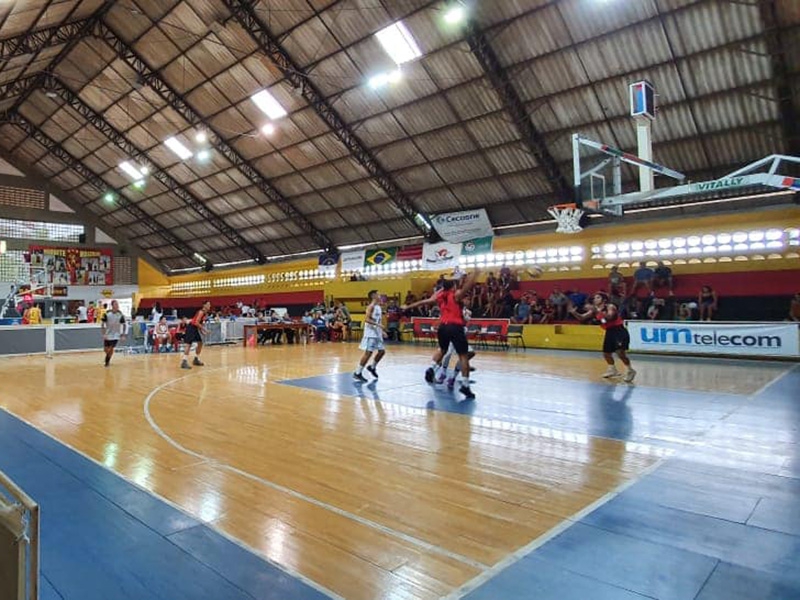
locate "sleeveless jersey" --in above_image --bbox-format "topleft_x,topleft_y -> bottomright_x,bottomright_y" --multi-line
437,289 -> 464,326
190,310 -> 206,327
364,303 -> 382,339
597,307 -> 624,330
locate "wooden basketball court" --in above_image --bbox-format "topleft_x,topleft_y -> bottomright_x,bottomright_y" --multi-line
0,343 -> 793,599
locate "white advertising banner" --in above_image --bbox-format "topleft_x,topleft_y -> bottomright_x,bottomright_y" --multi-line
340,249 -> 366,272
431,208 -> 493,243
422,242 -> 462,271
627,321 -> 799,358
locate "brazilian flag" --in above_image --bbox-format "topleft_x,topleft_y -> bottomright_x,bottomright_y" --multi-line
364,247 -> 397,266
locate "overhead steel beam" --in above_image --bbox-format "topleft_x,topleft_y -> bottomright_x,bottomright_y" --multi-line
0,18 -> 93,61
6,112 -> 200,265
759,0 -> 800,155
222,0 -> 430,237
465,21 -> 572,203
32,74 -> 265,263
0,144 -> 165,273
94,21 -> 335,252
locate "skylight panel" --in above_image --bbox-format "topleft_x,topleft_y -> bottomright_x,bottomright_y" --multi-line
118,161 -> 146,180
164,136 -> 193,160
251,89 -> 288,120
375,21 -> 422,65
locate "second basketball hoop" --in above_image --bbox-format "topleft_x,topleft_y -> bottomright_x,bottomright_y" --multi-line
547,203 -> 585,234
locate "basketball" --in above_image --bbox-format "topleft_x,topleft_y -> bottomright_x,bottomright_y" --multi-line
527,265 -> 544,278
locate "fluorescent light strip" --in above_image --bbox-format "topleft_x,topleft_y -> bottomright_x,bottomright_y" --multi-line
251,89 -> 288,120
214,259 -> 256,268
119,161 -> 145,180
375,21 -> 422,65
164,136 -> 193,160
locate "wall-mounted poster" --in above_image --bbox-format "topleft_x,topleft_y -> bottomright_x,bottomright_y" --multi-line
29,246 -> 114,286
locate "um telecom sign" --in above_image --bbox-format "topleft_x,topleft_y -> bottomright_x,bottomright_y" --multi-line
690,177 -> 746,193
627,321 -> 799,358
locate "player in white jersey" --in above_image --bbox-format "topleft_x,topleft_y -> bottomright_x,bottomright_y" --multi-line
353,290 -> 386,382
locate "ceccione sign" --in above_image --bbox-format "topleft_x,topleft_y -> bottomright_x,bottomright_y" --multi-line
431,209 -> 493,243
627,321 -> 800,358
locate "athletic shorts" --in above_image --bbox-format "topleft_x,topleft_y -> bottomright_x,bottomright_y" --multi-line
103,339 -> 119,349
438,323 -> 468,355
359,336 -> 385,352
602,325 -> 630,354
184,324 -> 202,345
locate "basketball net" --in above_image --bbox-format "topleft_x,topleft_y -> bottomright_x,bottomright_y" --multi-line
547,203 -> 584,234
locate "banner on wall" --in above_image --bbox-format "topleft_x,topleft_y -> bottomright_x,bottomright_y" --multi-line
461,236 -> 493,256
29,245 -> 113,286
364,247 -> 397,266
340,249 -> 366,272
396,244 -> 423,261
431,208 -> 493,243
422,241 -> 462,271
627,321 -> 799,358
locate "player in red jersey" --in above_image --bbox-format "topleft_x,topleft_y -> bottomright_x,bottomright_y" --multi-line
181,301 -> 211,369
403,269 -> 479,399
571,293 -> 636,382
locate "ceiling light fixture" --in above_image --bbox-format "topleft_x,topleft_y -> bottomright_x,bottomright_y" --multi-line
261,123 -> 275,136
119,160 -> 146,180
251,89 -> 288,120
197,149 -> 211,162
195,130 -> 208,143
164,136 -> 193,160
375,21 -> 422,65
444,5 -> 465,24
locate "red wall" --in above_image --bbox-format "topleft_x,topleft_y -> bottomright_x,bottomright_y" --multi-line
518,270 -> 800,298
139,290 -> 324,309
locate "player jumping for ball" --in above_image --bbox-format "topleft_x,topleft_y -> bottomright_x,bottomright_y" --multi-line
404,269 -> 479,399
571,293 -> 636,382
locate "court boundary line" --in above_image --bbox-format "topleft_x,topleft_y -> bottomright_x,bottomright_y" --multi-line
143,370 -> 491,572
441,456 -> 669,599
750,363 -> 799,398
0,401 -> 343,600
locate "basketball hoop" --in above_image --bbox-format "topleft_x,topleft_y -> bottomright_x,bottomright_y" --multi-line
547,203 -> 584,234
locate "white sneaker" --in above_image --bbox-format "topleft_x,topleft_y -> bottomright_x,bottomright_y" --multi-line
602,366 -> 620,378
624,368 -> 637,383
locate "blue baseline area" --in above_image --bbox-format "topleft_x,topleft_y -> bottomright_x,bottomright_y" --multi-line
462,369 -> 800,600
0,410 -> 330,600
279,367 -> 752,448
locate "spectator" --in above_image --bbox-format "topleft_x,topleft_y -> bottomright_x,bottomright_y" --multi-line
608,266 -> 627,298
153,316 -> 172,352
567,289 -> 588,319
76,302 -> 88,323
647,299 -> 666,320
677,303 -> 692,321
654,261 -> 674,293
23,303 -> 42,325
788,292 -> 800,322
541,300 -> 555,324
698,285 -> 718,321
549,286 -> 569,321
385,298 -> 401,341
514,296 -> 532,324
633,261 -> 654,293
151,301 -> 163,323
311,311 -> 329,341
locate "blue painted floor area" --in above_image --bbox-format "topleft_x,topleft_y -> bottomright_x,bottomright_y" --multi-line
464,368 -> 800,600
0,410 -> 328,600
281,366 -> 751,449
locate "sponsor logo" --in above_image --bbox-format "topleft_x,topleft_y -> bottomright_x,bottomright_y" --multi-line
463,241 -> 476,252
690,177 -> 745,193
639,327 -> 782,349
426,247 -> 454,264
434,213 -> 480,225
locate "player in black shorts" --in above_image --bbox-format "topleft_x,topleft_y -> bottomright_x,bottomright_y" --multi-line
181,301 -> 211,369
572,293 -> 636,382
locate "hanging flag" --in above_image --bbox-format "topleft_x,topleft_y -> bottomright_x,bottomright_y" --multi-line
318,251 -> 339,273
431,208 -> 493,243
340,249 -> 366,272
364,247 -> 397,266
396,244 -> 423,261
422,241 -> 461,271
461,236 -> 493,256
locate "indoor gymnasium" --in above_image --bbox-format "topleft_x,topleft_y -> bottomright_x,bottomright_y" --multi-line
0,1 -> 799,600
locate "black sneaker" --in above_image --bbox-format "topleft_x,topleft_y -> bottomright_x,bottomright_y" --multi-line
353,372 -> 367,382
366,365 -> 378,379
193,357 -> 205,366
424,367 -> 435,383
459,385 -> 476,400
468,350 -> 476,360
181,360 -> 192,370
